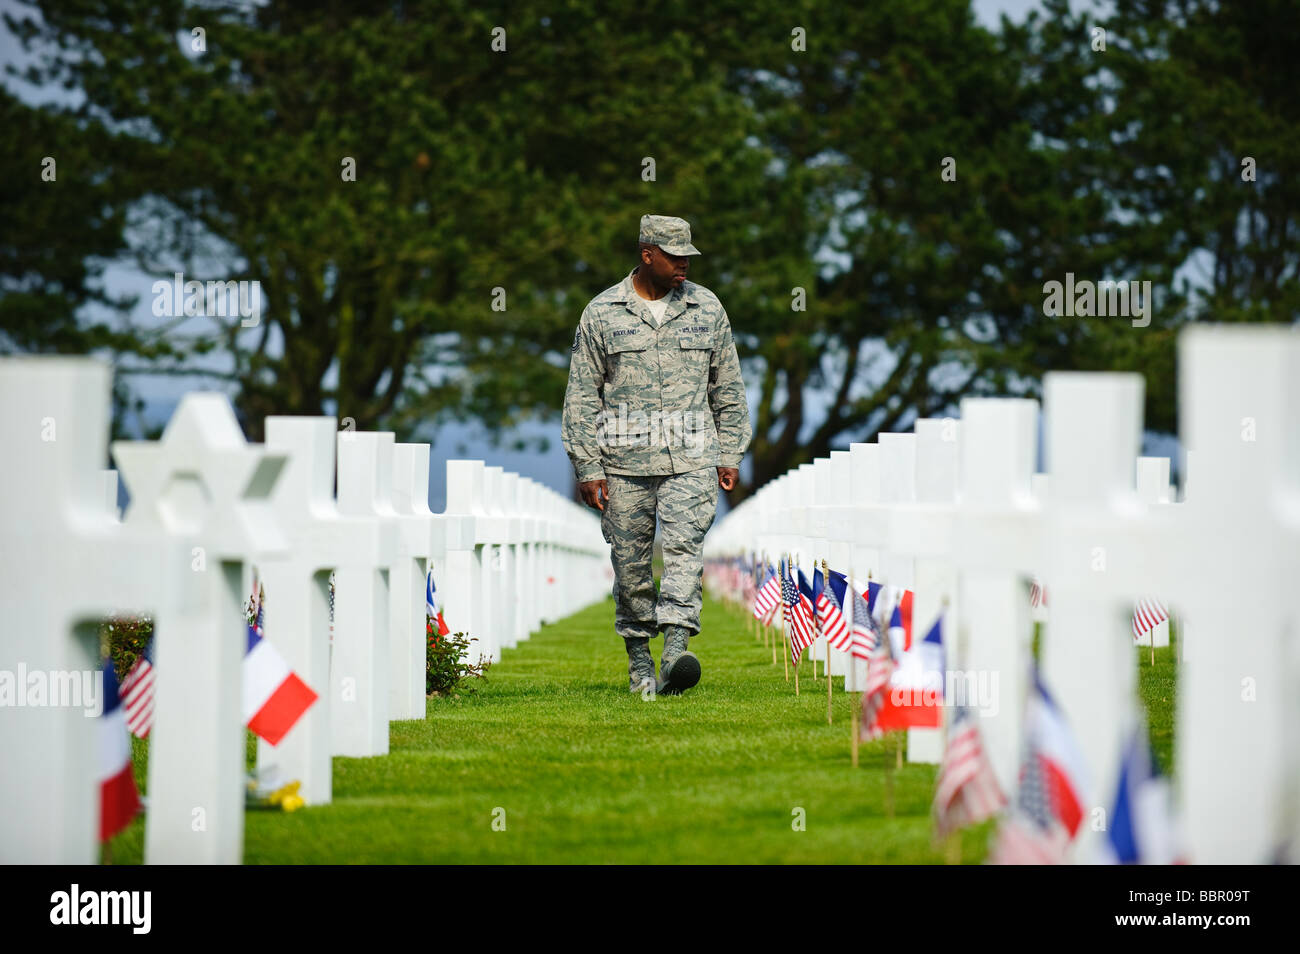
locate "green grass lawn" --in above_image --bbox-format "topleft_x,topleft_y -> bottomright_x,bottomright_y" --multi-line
103,596 -> 1176,864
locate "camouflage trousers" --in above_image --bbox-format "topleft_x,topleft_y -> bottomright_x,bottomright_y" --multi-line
600,468 -> 718,640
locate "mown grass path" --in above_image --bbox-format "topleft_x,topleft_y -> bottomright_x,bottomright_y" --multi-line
108,596 -> 1175,863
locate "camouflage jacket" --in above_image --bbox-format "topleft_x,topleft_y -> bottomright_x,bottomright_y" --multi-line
562,267 -> 752,481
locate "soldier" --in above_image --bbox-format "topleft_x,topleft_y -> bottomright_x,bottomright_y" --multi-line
562,214 -> 752,695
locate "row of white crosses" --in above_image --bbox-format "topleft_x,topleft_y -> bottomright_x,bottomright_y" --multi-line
0,356 -> 611,864
707,325 -> 1299,863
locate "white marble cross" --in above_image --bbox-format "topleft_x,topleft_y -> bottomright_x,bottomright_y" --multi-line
1170,327 -> 1298,862
442,460 -> 488,663
255,416 -> 395,803
1039,372 -> 1147,860
824,450 -> 855,679
951,398 -> 1041,795
479,465 -> 510,660
846,442 -> 885,693
112,391 -> 289,864
516,478 -> 542,640
536,481 -> 559,627
390,442 -> 443,720
790,463 -> 815,595
878,432 -> 918,603
332,431 -> 400,756
0,358 -> 194,863
499,472 -> 524,650
1134,456 -> 1173,648
807,457 -> 836,674
889,418 -> 961,764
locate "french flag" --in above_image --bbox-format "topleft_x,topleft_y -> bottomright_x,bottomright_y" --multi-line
865,581 -> 914,650
426,570 -> 450,637
243,621 -> 318,747
98,661 -> 141,841
1102,718 -> 1181,864
873,613 -> 945,732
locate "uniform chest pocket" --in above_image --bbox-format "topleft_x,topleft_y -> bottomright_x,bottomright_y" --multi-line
605,332 -> 651,390
678,338 -> 712,372
607,332 -> 650,354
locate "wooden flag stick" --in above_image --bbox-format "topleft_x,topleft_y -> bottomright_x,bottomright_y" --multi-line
850,693 -> 860,767
1149,630 -> 1155,667
795,656 -> 800,695
827,652 -> 833,725
822,559 -> 832,723
896,731 -> 904,769
782,620 -> 788,680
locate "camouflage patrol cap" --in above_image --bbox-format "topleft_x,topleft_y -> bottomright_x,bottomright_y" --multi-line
639,214 -> 701,256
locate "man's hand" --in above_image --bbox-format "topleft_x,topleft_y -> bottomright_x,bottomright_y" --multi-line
717,467 -> 739,492
579,478 -> 610,511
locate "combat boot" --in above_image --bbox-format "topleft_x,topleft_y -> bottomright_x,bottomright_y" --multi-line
657,625 -> 701,695
625,636 -> 656,693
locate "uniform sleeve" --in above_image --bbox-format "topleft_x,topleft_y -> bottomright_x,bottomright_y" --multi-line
709,306 -> 752,469
561,307 -> 607,482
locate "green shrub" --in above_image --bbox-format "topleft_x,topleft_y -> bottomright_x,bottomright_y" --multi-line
102,616 -> 153,682
426,619 -> 491,696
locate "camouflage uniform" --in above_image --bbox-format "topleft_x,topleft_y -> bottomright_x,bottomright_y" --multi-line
562,215 -> 752,651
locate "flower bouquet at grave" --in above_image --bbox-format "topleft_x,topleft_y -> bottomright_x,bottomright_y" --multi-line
246,768 -> 305,812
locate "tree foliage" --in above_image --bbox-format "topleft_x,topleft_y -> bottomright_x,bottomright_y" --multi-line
3,0 -> 1295,497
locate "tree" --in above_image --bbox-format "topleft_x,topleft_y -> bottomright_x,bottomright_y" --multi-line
5,0 -> 757,444
7,0 -> 1291,500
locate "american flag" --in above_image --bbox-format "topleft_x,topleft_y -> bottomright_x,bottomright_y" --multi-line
846,583 -> 878,661
753,563 -> 781,621
990,742 -> 1073,864
118,573 -> 266,742
1131,597 -> 1168,644
817,567 -> 851,652
741,559 -> 758,613
859,605 -> 899,741
989,814 -> 1070,864
990,673 -> 1087,864
788,568 -> 818,664
781,563 -> 814,656
1029,576 -> 1048,609
119,638 -> 156,739
932,704 -> 1005,838
780,566 -> 799,628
